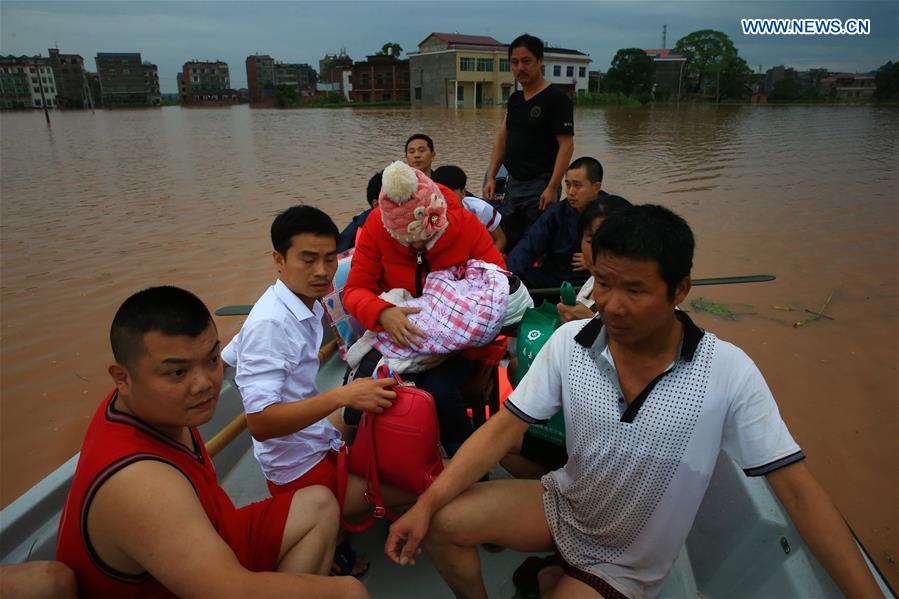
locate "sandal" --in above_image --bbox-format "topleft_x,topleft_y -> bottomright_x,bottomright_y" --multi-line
330,539 -> 370,579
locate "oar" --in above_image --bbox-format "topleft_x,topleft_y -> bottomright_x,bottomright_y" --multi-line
215,275 -> 777,316
529,275 -> 776,302
215,305 -> 254,316
693,275 -> 775,286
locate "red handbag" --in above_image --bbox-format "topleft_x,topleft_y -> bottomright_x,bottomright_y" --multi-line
337,365 -> 444,531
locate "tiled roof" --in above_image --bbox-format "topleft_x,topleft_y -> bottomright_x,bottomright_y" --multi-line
545,47 -> 589,56
419,32 -> 505,48
645,49 -> 685,59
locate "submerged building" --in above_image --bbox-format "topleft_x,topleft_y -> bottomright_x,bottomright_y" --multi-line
95,52 -> 160,107
179,60 -> 237,105
409,33 -> 511,108
0,55 -> 58,109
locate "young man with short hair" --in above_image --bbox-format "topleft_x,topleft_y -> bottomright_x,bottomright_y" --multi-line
484,33 -> 574,252
506,156 -> 605,289
385,205 -> 881,599
405,133 -> 436,177
431,165 -> 506,251
222,205 -> 412,576
56,286 -> 366,598
337,171 -> 382,253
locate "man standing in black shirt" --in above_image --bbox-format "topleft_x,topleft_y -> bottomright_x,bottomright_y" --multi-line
484,34 -> 574,252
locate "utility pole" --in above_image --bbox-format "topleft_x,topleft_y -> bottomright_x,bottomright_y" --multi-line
662,24 -> 667,50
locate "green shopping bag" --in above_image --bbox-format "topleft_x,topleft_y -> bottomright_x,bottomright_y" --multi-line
515,301 -> 566,447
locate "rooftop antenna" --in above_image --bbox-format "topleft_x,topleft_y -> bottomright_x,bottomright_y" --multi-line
662,24 -> 667,50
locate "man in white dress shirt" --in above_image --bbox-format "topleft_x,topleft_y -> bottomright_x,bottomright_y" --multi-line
223,205 -> 412,574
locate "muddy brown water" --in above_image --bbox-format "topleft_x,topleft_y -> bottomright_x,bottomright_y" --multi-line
1,104 -> 896,585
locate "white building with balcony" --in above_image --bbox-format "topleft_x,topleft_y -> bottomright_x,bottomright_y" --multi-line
541,47 -> 591,96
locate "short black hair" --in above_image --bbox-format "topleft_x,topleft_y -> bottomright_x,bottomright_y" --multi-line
110,286 -> 214,370
271,205 -> 339,255
431,165 -> 467,191
568,156 -> 603,184
508,34 -> 544,60
366,171 -> 383,207
578,194 -> 632,235
405,133 -> 434,153
592,204 -> 694,300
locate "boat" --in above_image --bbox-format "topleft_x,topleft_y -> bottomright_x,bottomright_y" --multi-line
1,308 -> 894,598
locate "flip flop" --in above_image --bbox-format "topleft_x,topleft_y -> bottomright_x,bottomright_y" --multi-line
330,539 -> 370,579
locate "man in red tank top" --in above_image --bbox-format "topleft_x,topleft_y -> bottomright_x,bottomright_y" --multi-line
55,286 -> 368,598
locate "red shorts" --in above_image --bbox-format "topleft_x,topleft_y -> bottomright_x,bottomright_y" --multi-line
221,492 -> 294,572
266,452 -> 339,498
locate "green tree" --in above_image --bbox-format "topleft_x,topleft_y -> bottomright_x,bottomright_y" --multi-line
274,84 -> 298,108
767,78 -> 802,103
603,48 -> 654,96
376,43 -> 403,59
674,29 -> 750,100
873,61 -> 899,100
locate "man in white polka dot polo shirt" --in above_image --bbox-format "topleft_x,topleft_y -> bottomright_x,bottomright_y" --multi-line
385,205 -> 880,598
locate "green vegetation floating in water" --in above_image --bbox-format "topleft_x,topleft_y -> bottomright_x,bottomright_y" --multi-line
793,291 -> 835,328
690,298 -> 738,320
573,92 -> 643,107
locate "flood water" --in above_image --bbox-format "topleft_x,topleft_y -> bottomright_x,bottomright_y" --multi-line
1,104 -> 896,585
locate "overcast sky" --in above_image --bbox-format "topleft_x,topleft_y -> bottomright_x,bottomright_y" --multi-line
2,0 -> 896,93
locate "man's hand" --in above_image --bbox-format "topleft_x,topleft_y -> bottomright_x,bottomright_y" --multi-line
538,186 -> 559,210
570,252 -> 587,271
378,307 -> 427,349
483,179 -> 496,202
557,302 -> 594,324
384,502 -> 432,566
340,377 -> 397,413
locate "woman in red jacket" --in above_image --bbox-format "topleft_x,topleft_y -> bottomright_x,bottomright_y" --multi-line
343,161 -> 505,454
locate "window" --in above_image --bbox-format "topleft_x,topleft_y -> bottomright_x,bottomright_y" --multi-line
553,65 -> 561,77
476,58 -> 493,72
457,85 -> 464,101
414,87 -> 421,100
566,66 -> 574,77
502,86 -> 511,101
499,59 -> 510,72
460,57 -> 475,71
579,67 -> 586,77
382,92 -> 391,101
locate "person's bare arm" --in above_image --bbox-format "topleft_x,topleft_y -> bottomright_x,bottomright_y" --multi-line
385,409 -> 530,564
484,118 -> 507,201
247,377 -> 397,441
539,134 -> 574,209
557,302 -> 594,324
88,460 -> 363,598
766,461 -> 881,598
490,226 -> 507,252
